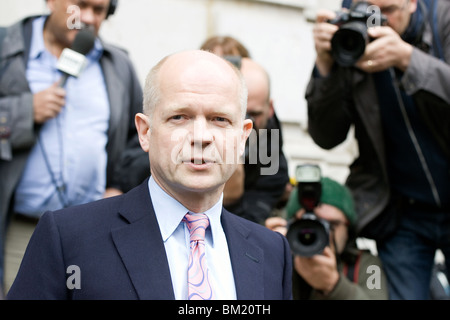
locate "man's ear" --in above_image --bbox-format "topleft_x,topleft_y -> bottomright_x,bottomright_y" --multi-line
135,113 -> 151,152
46,0 -> 56,11
268,99 -> 275,119
240,118 -> 253,156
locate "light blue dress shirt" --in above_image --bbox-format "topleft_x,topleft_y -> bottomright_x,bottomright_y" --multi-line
148,176 -> 237,300
14,16 -> 109,217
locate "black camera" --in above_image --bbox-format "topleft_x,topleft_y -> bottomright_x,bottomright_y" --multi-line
329,1 -> 387,67
286,165 -> 330,257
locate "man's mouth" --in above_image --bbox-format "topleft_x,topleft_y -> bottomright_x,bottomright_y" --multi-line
188,158 -> 214,165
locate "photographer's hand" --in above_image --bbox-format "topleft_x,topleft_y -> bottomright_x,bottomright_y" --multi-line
356,26 -> 413,73
313,10 -> 339,77
265,216 -> 288,236
294,246 -> 339,295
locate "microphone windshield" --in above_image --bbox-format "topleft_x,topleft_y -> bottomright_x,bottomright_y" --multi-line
71,27 -> 96,55
57,28 -> 96,79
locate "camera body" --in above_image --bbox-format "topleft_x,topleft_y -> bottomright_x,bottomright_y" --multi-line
286,164 -> 330,257
329,1 -> 387,67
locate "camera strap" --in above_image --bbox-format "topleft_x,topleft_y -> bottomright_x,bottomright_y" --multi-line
389,67 -> 442,207
342,250 -> 362,283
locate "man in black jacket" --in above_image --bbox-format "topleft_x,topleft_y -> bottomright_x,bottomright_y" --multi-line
223,57 -> 290,225
306,0 -> 450,299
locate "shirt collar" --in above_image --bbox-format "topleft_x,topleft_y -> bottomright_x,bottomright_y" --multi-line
29,16 -> 47,60
148,176 -> 223,246
29,16 -> 103,62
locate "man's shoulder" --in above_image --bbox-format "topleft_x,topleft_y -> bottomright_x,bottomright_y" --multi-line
102,41 -> 129,57
45,193 -> 125,228
101,40 -> 133,65
47,182 -> 150,230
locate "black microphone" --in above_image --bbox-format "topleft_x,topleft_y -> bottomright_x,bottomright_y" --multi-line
57,28 -> 96,88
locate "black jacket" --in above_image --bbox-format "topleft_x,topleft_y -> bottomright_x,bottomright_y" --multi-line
305,1 -> 450,240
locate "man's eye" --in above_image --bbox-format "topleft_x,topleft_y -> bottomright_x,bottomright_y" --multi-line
213,117 -> 232,125
171,115 -> 183,120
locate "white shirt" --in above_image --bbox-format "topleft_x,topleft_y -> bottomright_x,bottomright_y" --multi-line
148,176 -> 237,300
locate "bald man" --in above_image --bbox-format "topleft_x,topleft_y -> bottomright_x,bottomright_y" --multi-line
7,50 -> 292,300
224,58 -> 290,225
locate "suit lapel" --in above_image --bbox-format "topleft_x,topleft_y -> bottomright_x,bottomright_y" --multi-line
221,210 -> 265,300
111,180 -> 175,300
110,184 -> 266,300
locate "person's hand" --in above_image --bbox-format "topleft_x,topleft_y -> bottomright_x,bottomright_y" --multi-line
33,82 -> 66,124
103,187 -> 123,198
265,216 -> 288,236
313,9 -> 339,76
294,246 -> 340,295
356,26 -> 413,73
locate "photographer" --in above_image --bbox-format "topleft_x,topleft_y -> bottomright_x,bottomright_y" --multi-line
306,0 -> 450,299
266,176 -> 388,300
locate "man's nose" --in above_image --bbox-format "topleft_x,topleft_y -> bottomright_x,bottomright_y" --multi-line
80,7 -> 96,27
192,118 -> 214,147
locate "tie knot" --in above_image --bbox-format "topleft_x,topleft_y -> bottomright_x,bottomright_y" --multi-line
183,213 -> 209,241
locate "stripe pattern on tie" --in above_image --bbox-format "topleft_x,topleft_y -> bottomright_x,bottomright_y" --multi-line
183,212 -> 214,300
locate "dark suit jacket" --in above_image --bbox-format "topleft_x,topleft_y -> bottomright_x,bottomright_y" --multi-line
7,179 -> 292,300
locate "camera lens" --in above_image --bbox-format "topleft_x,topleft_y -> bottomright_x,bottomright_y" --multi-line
286,215 -> 329,257
331,21 -> 368,67
298,228 -> 317,246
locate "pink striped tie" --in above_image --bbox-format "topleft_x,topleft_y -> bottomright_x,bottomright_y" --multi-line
183,212 -> 214,300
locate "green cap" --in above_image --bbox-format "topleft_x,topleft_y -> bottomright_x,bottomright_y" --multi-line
286,177 -> 356,226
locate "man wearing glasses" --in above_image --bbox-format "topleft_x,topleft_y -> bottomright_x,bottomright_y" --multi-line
305,0 -> 450,299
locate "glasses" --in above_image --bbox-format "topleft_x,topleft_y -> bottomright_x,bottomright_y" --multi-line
379,0 -> 410,15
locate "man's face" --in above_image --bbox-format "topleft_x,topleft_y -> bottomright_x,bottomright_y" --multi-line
369,0 -> 417,35
241,59 -> 274,131
246,92 -> 272,131
140,52 -> 252,199
47,0 -> 110,46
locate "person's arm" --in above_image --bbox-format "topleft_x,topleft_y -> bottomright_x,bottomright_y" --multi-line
104,47 -> 144,192
305,10 -> 354,150
355,25 -> 450,104
0,91 -> 34,160
404,1 -> 450,104
401,47 -> 450,104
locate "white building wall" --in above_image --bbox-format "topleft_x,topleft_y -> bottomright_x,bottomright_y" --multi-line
0,0 -> 358,184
